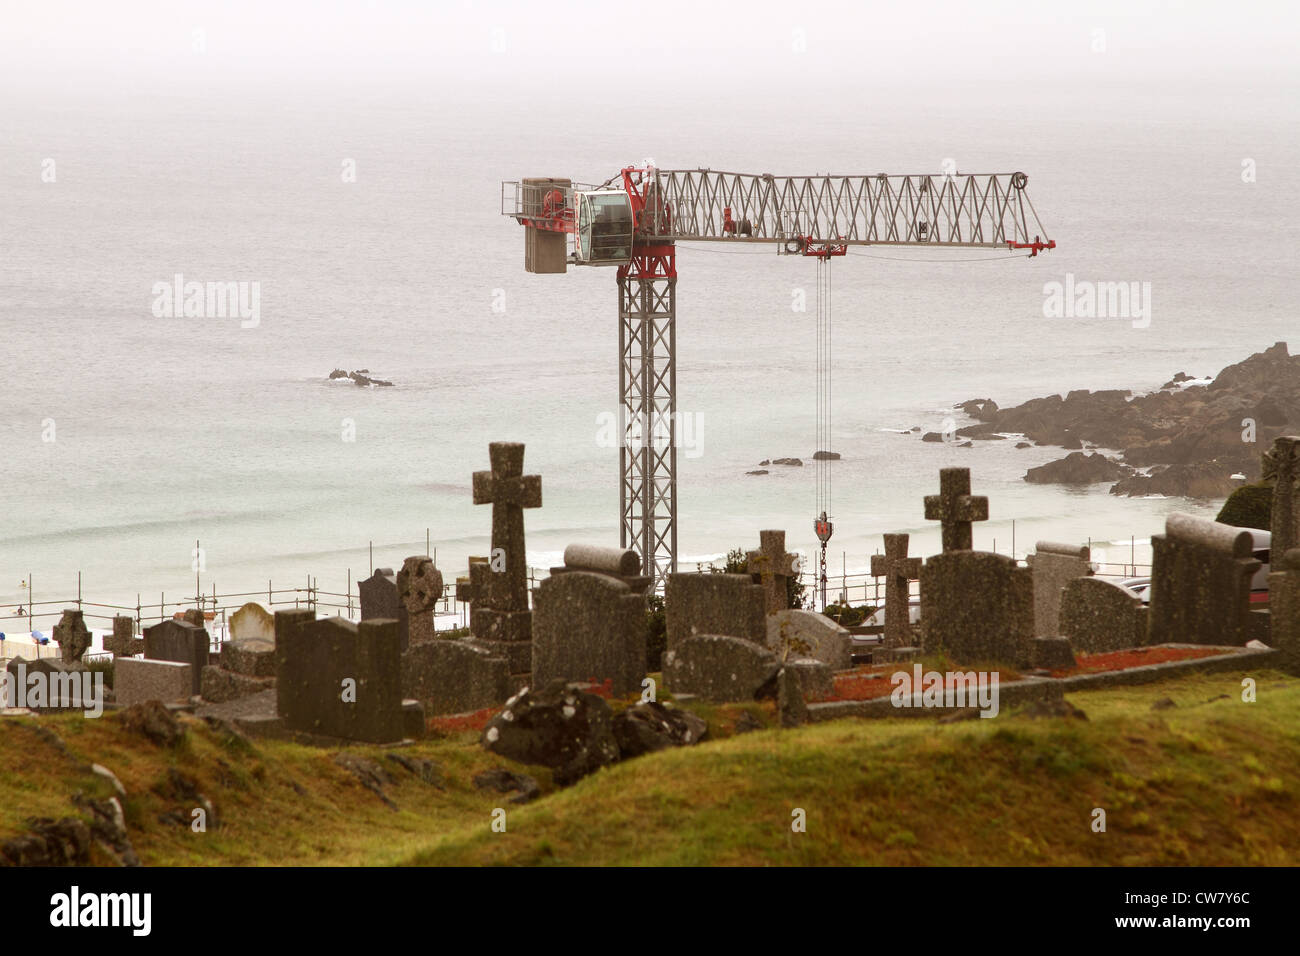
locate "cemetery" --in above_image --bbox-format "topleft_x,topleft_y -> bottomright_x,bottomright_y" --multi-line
1,438 -> 1298,867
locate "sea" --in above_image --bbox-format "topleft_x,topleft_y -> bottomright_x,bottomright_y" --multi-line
2,64 -> 1297,623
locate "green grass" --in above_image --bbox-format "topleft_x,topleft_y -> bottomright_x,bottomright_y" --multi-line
2,668 -> 1297,866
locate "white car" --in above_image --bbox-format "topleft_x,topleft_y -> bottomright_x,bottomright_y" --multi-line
1113,527 -> 1271,606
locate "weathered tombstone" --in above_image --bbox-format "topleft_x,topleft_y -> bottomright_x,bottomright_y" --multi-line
1264,436 -> 1300,559
3,657 -> 90,710
1148,512 -> 1261,647
920,551 -> 1034,666
183,608 -> 206,627
115,658 -> 193,707
359,568 -> 409,647
1269,548 -> 1300,676
53,609 -> 91,664
274,609 -> 407,743
397,555 -> 444,647
402,640 -> 510,715
747,530 -> 798,615
664,634 -> 780,701
454,556 -> 489,604
532,545 -> 648,695
228,602 -> 275,642
870,533 -> 922,648
143,619 -> 209,695
1059,577 -> 1149,653
924,467 -> 989,553
765,609 -> 851,670
665,573 -> 765,651
106,615 -> 143,658
1027,541 -> 1092,637
548,544 -> 651,593
467,443 -> 541,672
1032,636 -> 1077,671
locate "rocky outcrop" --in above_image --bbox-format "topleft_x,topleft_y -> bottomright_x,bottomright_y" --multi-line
328,368 -> 394,387
1108,462 -> 1240,499
949,343 -> 1299,491
1024,452 -> 1133,485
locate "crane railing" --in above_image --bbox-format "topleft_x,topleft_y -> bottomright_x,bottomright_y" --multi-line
642,168 -> 1051,249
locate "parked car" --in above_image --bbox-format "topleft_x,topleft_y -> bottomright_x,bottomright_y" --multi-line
1111,527 -> 1271,606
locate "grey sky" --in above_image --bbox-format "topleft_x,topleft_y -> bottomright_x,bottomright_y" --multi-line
2,0 -> 1295,90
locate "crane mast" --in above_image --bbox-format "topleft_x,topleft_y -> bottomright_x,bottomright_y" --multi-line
502,166 -> 1055,593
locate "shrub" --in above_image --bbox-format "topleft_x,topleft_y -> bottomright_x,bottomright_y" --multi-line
1217,479 -> 1273,531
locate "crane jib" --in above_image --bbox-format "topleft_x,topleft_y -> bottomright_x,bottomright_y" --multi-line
502,166 -> 1055,593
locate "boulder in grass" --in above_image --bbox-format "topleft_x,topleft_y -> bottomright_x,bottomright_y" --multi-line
611,702 -> 708,758
480,679 -> 620,786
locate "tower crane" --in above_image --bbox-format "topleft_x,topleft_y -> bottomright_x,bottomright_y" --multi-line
501,166 -> 1055,595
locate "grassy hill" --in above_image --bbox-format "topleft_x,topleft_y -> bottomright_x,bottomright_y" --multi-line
2,669 -> 1297,866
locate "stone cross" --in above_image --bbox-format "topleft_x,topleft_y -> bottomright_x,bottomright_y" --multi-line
747,529 -> 798,614
455,556 -> 489,604
53,609 -> 91,664
870,533 -> 922,648
471,442 -> 542,643
1264,436 -> 1300,559
397,555 -> 443,647
924,467 -> 989,552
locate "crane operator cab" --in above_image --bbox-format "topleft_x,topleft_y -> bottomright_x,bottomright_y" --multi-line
575,189 -> 634,265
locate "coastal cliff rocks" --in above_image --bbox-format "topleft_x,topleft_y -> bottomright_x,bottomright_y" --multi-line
949,343 -> 1300,493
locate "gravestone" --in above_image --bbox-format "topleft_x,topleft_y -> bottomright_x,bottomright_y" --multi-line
183,609 -> 206,627
106,615 -> 143,658
1027,541 -> 1092,637
467,443 -> 541,673
1264,436 -> 1300,559
548,544 -> 651,593
1059,576 -> 1149,653
53,609 -> 91,665
274,609 -> 407,743
455,556 -> 489,603
402,640 -> 510,715
359,568 -> 409,647
397,555 -> 443,647
1269,548 -> 1300,676
3,657 -> 90,710
665,573 -> 765,652
664,634 -> 780,702
920,551 -> 1034,666
1148,513 -> 1261,646
924,468 -> 989,553
115,659 -> 193,707
765,609 -> 852,670
143,619 -> 209,695
746,530 -> 798,615
870,533 -> 922,648
228,602 -> 275,642
533,546 -> 648,695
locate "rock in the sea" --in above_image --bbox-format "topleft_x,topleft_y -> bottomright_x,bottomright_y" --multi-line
328,368 -> 394,387
771,457 -> 803,466
746,469 -> 769,475
966,343 -> 1300,482
480,680 -> 620,785
1024,451 -> 1133,485
1109,462 -> 1238,498
812,450 -> 841,460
